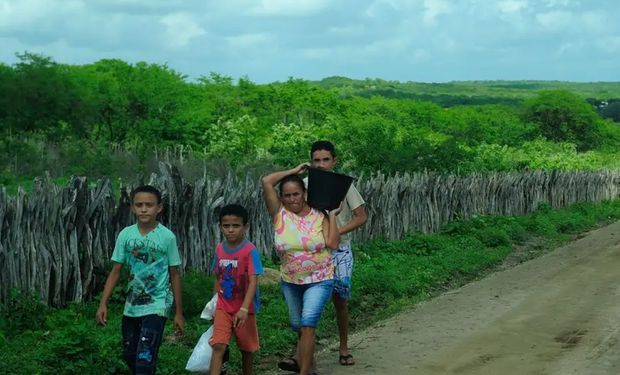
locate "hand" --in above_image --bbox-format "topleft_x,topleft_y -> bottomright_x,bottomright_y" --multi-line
96,304 -> 108,326
293,162 -> 310,175
234,308 -> 249,328
329,201 -> 344,217
174,313 -> 185,336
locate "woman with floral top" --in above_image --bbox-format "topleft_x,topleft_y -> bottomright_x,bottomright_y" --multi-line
262,163 -> 341,375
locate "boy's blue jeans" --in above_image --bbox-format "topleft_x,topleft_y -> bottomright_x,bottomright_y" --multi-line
121,314 -> 167,375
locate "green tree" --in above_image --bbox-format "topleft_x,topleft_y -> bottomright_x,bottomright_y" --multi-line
202,115 -> 267,166
601,101 -> 620,122
443,105 -> 536,146
77,59 -> 190,145
523,90 -> 602,150
0,52 -> 90,138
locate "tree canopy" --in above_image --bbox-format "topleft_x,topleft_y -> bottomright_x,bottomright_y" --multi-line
1,52 -> 620,183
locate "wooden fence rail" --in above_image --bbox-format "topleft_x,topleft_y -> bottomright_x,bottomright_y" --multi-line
1,164 -> 619,307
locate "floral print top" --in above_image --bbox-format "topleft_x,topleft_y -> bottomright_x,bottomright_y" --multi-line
274,207 -> 334,284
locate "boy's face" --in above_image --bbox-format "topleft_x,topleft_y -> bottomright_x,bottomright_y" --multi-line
220,215 -> 247,245
131,192 -> 163,226
311,149 -> 337,171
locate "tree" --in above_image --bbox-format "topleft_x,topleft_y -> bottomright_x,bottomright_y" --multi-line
77,59 -> 190,144
0,52 -> 89,138
601,100 -> 620,123
523,90 -> 602,150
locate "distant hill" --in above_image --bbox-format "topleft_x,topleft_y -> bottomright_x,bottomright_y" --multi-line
310,77 -> 620,107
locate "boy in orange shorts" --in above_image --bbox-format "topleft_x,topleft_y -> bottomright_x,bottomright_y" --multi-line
209,204 -> 264,375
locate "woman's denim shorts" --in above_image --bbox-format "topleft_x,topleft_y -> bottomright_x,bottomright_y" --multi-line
280,279 -> 334,331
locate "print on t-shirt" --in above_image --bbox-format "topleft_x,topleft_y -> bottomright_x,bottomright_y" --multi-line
217,258 -> 247,302
123,237 -> 167,307
222,263 -> 236,300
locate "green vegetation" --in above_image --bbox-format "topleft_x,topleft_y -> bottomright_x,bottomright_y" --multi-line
314,77 -> 620,103
2,54 -> 620,370
2,53 -> 620,191
3,199 -> 620,374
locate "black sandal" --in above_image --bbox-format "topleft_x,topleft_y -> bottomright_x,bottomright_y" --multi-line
339,353 -> 355,366
277,357 -> 300,372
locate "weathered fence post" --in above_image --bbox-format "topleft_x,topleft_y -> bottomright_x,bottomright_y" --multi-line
1,167 -> 620,307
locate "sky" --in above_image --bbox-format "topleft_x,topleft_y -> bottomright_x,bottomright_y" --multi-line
1,0 -> 619,83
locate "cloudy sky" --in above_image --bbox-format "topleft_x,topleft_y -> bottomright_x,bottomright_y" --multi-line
1,0 -> 618,83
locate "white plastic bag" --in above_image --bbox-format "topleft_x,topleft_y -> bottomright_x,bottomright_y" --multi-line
200,294 -> 218,320
185,326 -> 214,372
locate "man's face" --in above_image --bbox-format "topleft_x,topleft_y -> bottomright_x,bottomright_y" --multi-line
131,192 -> 162,225
311,149 -> 337,171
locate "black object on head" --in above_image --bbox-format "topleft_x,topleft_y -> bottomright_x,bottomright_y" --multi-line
307,167 -> 355,211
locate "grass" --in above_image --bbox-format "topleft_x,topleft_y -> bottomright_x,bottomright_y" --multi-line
2,199 -> 620,374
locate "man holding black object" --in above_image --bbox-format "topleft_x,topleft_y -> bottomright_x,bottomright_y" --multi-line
310,140 -> 366,366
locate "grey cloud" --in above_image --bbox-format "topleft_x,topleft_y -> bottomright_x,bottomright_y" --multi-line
87,0 -> 200,16
1,0 -> 619,82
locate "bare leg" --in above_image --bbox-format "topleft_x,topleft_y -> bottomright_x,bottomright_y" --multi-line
291,332 -> 317,372
209,344 -> 226,375
333,294 -> 354,365
241,350 -> 253,375
299,327 -> 316,375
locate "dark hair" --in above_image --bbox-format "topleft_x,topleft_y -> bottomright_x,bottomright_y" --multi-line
219,204 -> 249,225
310,140 -> 336,158
278,175 -> 306,196
130,185 -> 162,203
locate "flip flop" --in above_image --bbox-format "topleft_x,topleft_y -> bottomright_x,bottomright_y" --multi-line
277,357 -> 300,372
339,353 -> 355,366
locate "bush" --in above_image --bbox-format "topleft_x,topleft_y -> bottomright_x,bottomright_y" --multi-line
182,268 -> 214,317
473,227 -> 511,248
441,214 -> 494,236
523,90 -> 602,151
554,212 -> 590,234
400,234 -> 445,256
43,324 -> 99,372
0,289 -> 48,338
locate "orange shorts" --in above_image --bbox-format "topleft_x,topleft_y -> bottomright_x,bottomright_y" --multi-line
209,309 -> 259,352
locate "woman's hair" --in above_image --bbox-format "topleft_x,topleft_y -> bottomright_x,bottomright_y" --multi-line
278,174 -> 328,215
278,174 -> 306,196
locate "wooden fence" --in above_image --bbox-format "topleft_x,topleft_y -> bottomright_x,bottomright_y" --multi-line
1,164 -> 620,307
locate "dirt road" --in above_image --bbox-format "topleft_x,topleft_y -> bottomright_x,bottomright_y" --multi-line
315,221 -> 620,375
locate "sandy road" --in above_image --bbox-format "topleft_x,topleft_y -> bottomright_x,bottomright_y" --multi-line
315,220 -> 620,375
